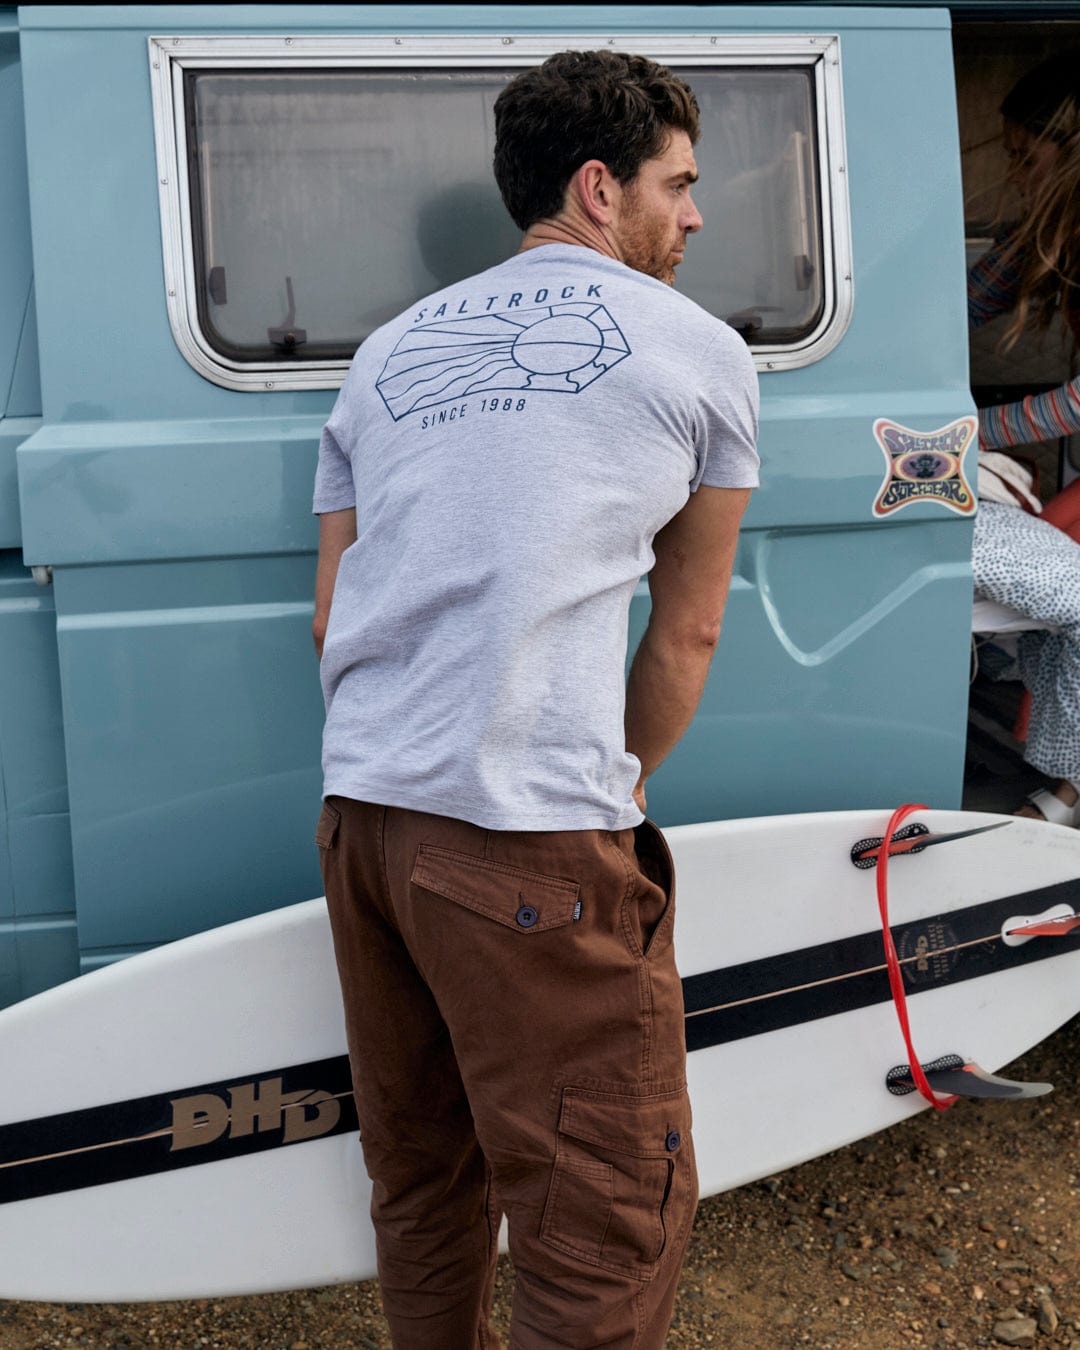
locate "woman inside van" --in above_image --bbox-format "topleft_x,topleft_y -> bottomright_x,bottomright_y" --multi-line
969,49 -> 1080,826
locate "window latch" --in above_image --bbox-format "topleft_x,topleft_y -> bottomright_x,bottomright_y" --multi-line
268,275 -> 307,351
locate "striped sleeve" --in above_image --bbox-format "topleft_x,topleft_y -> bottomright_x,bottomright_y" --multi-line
979,375 -> 1080,449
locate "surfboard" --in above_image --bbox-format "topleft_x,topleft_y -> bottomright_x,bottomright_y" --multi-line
2,808 -> 1079,1302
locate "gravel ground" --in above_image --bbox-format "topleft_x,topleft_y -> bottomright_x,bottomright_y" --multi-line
2,1014 -> 1077,1350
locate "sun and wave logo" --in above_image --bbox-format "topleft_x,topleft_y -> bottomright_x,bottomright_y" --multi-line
376,302 -> 632,421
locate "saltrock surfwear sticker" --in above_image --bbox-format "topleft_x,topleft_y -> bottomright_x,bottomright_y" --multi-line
376,298 -> 631,421
871,416 -> 977,518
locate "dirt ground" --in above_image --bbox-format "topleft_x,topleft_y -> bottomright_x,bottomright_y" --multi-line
1,1014 -> 1076,1350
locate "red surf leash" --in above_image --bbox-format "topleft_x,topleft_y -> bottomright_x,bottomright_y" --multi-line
876,803 -> 957,1112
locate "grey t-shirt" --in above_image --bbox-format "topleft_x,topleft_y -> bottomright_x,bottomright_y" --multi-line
314,244 -> 759,831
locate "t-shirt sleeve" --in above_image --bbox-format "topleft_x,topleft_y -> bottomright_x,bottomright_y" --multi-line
312,419 -> 356,514
691,326 -> 761,491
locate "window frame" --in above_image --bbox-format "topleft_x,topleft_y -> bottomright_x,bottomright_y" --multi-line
148,32 -> 853,392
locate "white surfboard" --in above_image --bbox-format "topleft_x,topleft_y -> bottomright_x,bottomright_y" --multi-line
2,808 -> 1079,1302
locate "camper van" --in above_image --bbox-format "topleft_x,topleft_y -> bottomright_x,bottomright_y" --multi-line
2,2 -> 1078,1010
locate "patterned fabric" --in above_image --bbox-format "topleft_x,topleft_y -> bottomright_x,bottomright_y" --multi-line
974,501 -> 1080,779
968,237 -> 1080,449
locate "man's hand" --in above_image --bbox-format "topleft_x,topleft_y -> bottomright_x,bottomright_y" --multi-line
625,485 -> 750,801
314,508 -> 357,659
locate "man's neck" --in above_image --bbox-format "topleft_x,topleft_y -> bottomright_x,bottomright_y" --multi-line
518,216 -> 621,263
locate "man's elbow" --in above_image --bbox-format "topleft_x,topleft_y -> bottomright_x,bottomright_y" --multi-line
652,615 -> 723,660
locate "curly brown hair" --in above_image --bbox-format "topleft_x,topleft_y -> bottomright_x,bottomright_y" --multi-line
493,50 -> 700,232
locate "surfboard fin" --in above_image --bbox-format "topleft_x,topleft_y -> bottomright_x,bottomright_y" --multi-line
851,820 -> 1011,869
886,1055 -> 1053,1100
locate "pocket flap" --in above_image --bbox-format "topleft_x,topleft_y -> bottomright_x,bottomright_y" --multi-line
558,1085 -> 691,1159
411,845 -> 580,932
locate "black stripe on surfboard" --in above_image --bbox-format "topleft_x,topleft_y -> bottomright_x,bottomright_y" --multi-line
1,879 -> 1077,1207
0,1056 -> 357,1207
682,876 -> 1080,1053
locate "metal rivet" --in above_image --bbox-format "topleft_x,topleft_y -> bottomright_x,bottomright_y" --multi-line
766,362 -> 775,370
172,38 -> 180,45
710,36 -> 717,44
394,37 -> 403,45
152,61 -> 160,69
502,36 -> 513,45
168,289 -> 176,297
285,37 -> 293,45
265,381 -> 275,389
160,177 -> 168,185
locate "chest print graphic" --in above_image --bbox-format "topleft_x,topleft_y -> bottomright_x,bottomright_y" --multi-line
376,301 -> 631,421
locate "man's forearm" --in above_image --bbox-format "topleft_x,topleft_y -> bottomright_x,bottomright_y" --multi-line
624,622 -> 718,800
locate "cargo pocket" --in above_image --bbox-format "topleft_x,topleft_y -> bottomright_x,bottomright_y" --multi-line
411,845 -> 579,932
540,1084 -> 693,1279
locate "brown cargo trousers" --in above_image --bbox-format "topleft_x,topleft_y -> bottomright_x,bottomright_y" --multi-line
317,796 -> 697,1349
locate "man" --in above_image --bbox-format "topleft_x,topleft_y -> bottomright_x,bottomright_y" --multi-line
312,49 -> 758,1349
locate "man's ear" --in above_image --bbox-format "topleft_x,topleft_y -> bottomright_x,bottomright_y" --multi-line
570,159 -> 619,226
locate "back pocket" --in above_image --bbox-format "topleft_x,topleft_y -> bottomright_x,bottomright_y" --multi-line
540,1084 -> 694,1278
411,845 -> 580,933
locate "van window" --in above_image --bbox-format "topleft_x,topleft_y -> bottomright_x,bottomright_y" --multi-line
150,37 -> 851,389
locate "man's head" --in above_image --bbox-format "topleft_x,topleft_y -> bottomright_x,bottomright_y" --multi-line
493,50 -> 703,285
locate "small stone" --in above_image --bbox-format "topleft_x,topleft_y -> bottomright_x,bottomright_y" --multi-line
998,1278 -> 1022,1296
1036,1295 -> 1060,1336
972,1285 -> 985,1300
992,1316 -> 1036,1347
924,1281 -> 942,1296
935,1247 -> 960,1269
840,1262 -> 866,1281
995,1237 -> 1009,1251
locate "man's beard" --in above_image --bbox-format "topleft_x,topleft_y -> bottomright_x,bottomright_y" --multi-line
620,197 -> 682,286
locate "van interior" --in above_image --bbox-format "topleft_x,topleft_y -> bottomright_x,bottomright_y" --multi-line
955,19 -> 1080,814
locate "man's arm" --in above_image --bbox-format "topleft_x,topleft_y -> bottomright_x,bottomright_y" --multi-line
624,486 -> 751,811
313,508 -> 357,659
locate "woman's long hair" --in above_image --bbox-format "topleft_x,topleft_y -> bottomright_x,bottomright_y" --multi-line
997,51 -> 1080,349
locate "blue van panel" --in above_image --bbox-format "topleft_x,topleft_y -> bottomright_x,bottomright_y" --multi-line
0,417 -> 38,549
6,278 -> 40,421
18,417 -> 322,566
0,556 -> 77,1001
0,36 -> 32,418
0,917 -> 79,1007
52,557 -> 324,952
18,6 -> 953,33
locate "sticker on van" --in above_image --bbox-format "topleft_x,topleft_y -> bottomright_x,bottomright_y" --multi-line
871,417 -> 977,519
